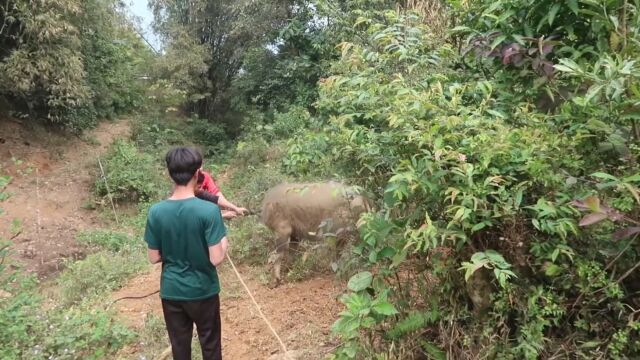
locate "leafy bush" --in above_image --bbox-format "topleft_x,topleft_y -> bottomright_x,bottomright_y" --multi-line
186,116 -> 231,157
272,106 -> 311,139
0,245 -> 135,359
94,139 -> 165,203
131,114 -> 189,151
283,131 -> 331,177
289,6 -> 640,359
0,289 -> 135,360
0,0 -> 150,130
225,217 -> 271,265
233,135 -> 271,169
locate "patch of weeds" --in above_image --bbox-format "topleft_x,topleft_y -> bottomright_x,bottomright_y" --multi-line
0,173 -> 12,209
81,134 -> 100,147
36,304 -> 136,359
0,251 -> 135,359
217,265 -> 245,300
131,113 -> 189,152
224,163 -> 291,211
94,139 -> 166,203
0,191 -> 11,202
10,157 -> 23,167
130,313 -> 168,360
226,217 -> 270,265
76,229 -> 140,252
57,250 -> 147,306
10,157 -> 32,177
0,173 -> 11,188
191,337 -> 205,360
286,243 -> 330,283
80,200 -> 97,210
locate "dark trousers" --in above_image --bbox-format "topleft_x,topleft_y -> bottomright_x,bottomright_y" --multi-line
161,295 -> 222,360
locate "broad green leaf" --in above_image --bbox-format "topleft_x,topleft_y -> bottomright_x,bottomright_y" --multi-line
568,0 -> 579,14
544,263 -> 563,277
584,85 -> 604,103
378,246 -> 396,259
585,118 -> 610,132
373,301 -> 398,316
624,174 -> 640,183
591,172 -> 619,182
486,109 -> 507,119
548,4 -> 561,26
622,183 -> 640,205
471,221 -> 489,232
348,271 -> 373,292
490,35 -> 507,51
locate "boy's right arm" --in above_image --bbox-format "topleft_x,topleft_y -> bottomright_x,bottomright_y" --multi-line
148,249 -> 162,264
209,236 -> 229,266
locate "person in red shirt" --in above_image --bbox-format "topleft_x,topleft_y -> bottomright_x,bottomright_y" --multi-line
196,169 -> 248,219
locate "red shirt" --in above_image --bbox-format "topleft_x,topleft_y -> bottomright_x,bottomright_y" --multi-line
199,171 -> 221,195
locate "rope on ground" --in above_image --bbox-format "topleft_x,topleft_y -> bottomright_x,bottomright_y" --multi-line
107,289 -> 160,309
97,157 -> 120,226
226,253 -> 293,360
155,254 -> 293,360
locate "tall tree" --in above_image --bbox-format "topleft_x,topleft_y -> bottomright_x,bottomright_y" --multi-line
0,0 -> 151,130
150,0 -> 291,123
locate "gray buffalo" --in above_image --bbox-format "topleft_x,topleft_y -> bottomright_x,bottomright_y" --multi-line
261,182 -> 371,286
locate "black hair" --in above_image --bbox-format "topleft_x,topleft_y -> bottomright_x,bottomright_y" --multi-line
165,147 -> 203,185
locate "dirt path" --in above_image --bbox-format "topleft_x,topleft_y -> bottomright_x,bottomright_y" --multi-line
0,116 -> 344,359
113,262 -> 343,359
0,118 -> 130,278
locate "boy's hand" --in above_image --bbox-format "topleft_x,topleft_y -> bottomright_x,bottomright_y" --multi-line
221,210 -> 238,219
235,207 -> 249,215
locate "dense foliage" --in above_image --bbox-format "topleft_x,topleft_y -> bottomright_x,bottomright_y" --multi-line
278,1 -> 640,358
3,0 -> 640,358
0,0 -> 150,130
159,0 -> 640,357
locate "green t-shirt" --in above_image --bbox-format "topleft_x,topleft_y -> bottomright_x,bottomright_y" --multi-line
144,197 -> 226,301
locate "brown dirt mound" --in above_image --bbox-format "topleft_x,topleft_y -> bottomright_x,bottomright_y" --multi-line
0,118 -> 131,278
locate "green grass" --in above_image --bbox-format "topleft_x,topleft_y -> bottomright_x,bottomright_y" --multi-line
76,229 -> 140,252
57,250 -> 148,306
0,266 -> 137,360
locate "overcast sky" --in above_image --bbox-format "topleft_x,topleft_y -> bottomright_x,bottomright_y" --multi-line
126,0 -> 162,51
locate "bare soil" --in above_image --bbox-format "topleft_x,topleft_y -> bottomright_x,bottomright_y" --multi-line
113,264 -> 343,359
0,118 -> 130,278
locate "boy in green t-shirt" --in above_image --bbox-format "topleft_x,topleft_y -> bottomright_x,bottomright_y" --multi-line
144,147 -> 229,360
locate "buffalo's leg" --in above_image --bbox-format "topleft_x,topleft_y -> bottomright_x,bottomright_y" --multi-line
288,235 -> 301,268
268,221 -> 292,287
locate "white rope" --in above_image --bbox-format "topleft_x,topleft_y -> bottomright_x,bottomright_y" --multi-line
226,253 -> 292,360
97,157 -> 120,226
